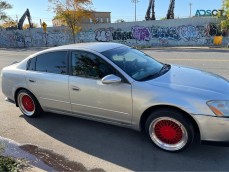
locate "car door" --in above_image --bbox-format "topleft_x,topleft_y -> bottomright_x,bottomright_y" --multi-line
26,51 -> 71,114
69,51 -> 132,124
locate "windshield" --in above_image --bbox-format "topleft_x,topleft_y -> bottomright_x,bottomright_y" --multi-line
102,47 -> 168,81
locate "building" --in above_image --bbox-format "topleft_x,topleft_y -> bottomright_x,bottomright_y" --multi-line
52,11 -> 111,27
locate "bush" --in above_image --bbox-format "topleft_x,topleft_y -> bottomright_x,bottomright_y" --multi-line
0,143 -> 28,172
0,156 -> 25,172
0,142 -> 4,155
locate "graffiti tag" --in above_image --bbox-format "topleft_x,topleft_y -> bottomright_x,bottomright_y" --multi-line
132,26 -> 151,41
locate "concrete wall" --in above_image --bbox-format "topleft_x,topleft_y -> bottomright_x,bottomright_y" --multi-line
0,27 -> 72,48
0,17 -> 228,48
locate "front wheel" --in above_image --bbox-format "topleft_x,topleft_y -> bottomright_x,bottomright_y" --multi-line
145,109 -> 195,152
17,90 -> 42,117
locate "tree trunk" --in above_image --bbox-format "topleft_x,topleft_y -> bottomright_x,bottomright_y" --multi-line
72,30 -> 76,43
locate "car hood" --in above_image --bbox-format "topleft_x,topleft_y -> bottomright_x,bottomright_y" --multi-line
145,65 -> 229,96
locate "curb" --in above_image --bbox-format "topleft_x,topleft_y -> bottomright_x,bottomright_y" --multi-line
25,165 -> 46,172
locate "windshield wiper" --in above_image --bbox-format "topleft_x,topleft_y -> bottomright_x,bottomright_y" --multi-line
158,64 -> 171,74
139,64 -> 171,81
138,73 -> 160,81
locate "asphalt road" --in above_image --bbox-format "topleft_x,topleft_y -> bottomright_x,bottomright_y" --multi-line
0,47 -> 229,171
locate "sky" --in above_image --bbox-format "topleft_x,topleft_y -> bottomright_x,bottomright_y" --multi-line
5,0 -> 223,27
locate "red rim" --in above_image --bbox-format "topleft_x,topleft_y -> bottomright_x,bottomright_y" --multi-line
154,119 -> 183,144
22,95 -> 35,112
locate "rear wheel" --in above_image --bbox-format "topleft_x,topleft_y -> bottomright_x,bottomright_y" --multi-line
145,109 -> 194,152
17,90 -> 42,117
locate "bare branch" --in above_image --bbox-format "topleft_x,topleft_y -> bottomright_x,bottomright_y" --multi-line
0,0 -> 12,21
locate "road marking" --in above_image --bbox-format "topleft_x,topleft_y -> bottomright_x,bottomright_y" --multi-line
163,59 -> 229,62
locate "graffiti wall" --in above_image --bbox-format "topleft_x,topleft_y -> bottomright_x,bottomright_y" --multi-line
0,17 -> 228,48
0,27 -> 72,48
79,17 -> 228,47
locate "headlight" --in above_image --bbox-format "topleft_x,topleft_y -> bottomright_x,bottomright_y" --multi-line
207,101 -> 229,117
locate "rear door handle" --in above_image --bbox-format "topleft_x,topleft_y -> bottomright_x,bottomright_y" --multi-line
72,86 -> 80,91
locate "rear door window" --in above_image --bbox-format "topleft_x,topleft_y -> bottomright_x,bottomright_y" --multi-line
36,51 -> 68,75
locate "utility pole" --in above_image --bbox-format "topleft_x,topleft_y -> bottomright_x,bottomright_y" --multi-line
189,2 -> 192,17
16,15 -> 18,23
131,0 -> 139,22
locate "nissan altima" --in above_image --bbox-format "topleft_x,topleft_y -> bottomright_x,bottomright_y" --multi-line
1,43 -> 229,152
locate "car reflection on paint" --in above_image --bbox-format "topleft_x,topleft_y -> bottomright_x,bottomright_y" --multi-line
1,43 -> 229,152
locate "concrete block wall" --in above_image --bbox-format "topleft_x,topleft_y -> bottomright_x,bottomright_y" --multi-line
0,17 -> 228,48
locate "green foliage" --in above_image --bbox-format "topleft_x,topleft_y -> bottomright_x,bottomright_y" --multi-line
0,142 -> 28,172
221,19 -> 229,30
0,0 -> 12,21
0,142 -> 4,155
220,0 -> 229,30
0,156 -> 28,172
160,17 -> 167,20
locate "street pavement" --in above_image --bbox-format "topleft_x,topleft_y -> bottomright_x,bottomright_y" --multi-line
0,47 -> 229,171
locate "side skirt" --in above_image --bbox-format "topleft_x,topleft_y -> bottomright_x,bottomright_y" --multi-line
45,107 -> 133,128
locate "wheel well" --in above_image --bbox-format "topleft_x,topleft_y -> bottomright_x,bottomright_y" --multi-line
140,105 -> 200,138
14,88 -> 35,107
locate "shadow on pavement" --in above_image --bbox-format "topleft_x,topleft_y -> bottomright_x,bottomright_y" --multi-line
21,112 -> 229,171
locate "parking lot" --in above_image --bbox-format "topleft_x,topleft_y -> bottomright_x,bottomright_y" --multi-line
0,47 -> 229,171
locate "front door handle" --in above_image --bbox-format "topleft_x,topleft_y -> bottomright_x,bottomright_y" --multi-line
29,79 -> 36,83
72,86 -> 80,91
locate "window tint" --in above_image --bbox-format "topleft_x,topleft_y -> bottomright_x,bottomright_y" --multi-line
72,51 -> 116,79
27,57 -> 36,71
36,51 -> 67,75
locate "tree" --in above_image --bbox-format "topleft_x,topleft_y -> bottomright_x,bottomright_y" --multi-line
160,17 -> 167,20
0,0 -> 12,21
221,0 -> 229,31
220,0 -> 229,47
49,0 -> 92,43
115,19 -> 125,23
0,20 -> 16,28
23,23 -> 38,30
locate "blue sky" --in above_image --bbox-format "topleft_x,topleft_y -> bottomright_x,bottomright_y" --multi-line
6,0 -> 223,26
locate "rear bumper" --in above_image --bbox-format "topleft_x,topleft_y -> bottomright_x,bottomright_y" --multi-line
5,97 -> 15,104
193,115 -> 229,142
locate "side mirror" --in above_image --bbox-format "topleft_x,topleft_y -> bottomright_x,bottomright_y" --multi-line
102,74 -> 121,84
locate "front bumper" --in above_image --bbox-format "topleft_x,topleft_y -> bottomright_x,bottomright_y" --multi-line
193,115 -> 229,142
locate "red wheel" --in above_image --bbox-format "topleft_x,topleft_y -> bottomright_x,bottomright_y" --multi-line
17,90 -> 42,117
145,109 -> 194,152
21,95 -> 35,112
154,119 -> 183,144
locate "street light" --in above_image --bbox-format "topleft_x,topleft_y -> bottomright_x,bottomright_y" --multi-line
131,0 -> 139,22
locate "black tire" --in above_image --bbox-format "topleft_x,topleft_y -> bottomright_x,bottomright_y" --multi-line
17,89 -> 43,117
145,108 -> 195,152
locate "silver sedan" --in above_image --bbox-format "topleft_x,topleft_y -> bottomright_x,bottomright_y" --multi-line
1,43 -> 229,152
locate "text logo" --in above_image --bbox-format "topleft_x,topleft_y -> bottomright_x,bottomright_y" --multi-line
195,9 -> 225,17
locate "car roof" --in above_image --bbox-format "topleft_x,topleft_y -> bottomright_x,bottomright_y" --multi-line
45,42 -> 125,53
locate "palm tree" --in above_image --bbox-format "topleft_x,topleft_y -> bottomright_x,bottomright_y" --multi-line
166,0 -> 175,19
145,0 -> 155,20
